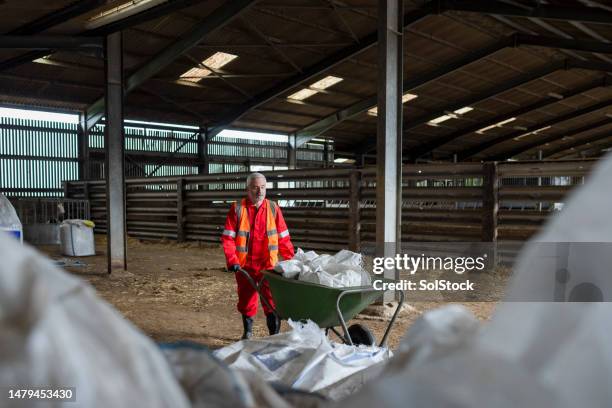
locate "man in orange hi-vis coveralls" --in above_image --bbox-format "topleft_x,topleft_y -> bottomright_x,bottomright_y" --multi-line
221,172 -> 295,339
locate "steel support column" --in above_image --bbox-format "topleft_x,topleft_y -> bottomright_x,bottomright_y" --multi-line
376,0 -> 403,301
288,134 -> 298,169
104,32 -> 127,273
323,141 -> 330,168
197,126 -> 209,175
77,112 -> 90,180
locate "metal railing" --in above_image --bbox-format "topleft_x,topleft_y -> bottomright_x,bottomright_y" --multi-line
64,160 -> 596,256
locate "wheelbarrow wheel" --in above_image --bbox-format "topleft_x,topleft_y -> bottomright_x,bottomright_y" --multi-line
347,324 -> 375,346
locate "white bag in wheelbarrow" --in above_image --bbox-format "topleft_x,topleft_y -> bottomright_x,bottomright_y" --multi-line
0,232 -> 190,408
275,248 -> 371,287
60,219 -> 95,256
274,259 -> 310,279
214,320 -> 391,399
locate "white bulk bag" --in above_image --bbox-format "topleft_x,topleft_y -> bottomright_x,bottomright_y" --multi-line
60,219 -> 95,256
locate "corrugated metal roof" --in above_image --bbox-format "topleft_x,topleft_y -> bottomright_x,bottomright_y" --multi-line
1,0 -> 612,160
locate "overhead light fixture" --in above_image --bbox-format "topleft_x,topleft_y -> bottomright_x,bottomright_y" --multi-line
287,75 -> 343,101
428,114 -> 454,126
86,0 -> 167,29
334,158 -> 355,164
286,88 -> 318,101
514,125 -> 552,141
454,106 -> 474,115
476,117 -> 516,134
367,93 -> 418,116
427,106 -> 473,127
32,55 -> 52,64
311,76 -> 343,90
179,52 -> 238,83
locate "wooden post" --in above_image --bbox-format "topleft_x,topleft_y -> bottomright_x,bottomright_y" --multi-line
348,170 -> 362,252
177,178 -> 185,242
482,162 -> 499,265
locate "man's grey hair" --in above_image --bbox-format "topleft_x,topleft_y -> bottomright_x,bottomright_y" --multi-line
246,172 -> 266,186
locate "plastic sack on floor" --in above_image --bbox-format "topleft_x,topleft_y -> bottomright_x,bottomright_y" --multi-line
214,320 -> 390,399
60,219 -> 96,256
395,304 -> 480,364
0,232 -> 189,408
332,155 -> 612,408
162,343 -> 298,408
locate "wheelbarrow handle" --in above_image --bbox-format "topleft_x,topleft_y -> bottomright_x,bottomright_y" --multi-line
235,268 -> 280,320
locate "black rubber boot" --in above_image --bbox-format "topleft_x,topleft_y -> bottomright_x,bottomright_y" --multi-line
266,313 -> 280,335
241,315 -> 253,340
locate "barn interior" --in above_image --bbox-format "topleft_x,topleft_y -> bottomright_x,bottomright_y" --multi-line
1,0 -> 612,406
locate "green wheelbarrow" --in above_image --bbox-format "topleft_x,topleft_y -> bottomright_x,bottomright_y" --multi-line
237,268 -> 405,347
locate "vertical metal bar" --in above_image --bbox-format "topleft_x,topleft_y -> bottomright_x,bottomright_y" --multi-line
323,140 -> 329,168
348,170 -> 362,252
197,126 -> 209,175
176,178 -> 185,242
288,134 -> 297,169
482,162 -> 499,265
537,149 -> 543,212
78,113 -> 90,180
105,31 -> 127,273
376,0 -> 403,301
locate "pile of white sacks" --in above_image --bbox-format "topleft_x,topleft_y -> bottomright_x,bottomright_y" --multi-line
274,249 -> 371,288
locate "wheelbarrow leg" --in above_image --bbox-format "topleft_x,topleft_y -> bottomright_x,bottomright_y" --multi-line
335,290 -> 355,346
379,289 -> 405,347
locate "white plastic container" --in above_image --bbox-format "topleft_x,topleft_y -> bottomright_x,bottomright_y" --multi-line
60,219 -> 95,256
0,227 -> 23,243
0,194 -> 22,244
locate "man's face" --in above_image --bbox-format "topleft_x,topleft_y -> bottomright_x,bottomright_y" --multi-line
247,177 -> 266,205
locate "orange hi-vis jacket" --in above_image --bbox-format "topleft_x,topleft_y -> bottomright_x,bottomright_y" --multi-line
221,198 -> 294,271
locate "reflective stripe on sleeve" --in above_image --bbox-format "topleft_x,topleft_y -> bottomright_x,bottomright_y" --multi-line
279,229 -> 290,238
222,229 -> 236,238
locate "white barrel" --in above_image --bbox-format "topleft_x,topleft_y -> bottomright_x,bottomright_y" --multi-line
60,220 -> 95,256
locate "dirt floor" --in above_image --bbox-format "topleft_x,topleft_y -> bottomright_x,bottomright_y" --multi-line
40,236 -> 502,351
